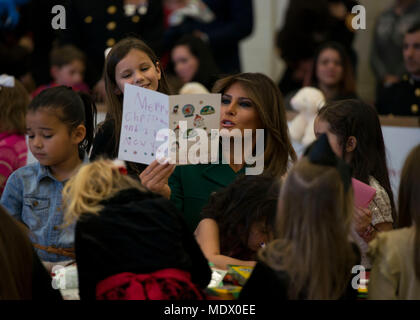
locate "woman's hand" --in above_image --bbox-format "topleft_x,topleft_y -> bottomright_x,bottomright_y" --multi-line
139,159 -> 175,199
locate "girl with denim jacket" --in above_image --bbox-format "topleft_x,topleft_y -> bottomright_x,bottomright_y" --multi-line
0,86 -> 96,263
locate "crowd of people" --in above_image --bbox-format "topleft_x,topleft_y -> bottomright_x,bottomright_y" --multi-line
0,0 -> 420,301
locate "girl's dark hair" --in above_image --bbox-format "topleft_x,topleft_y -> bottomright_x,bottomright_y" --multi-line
317,99 -> 396,223
311,41 -> 356,98
201,175 -> 281,260
103,37 -> 171,156
28,86 -> 97,159
396,145 -> 420,278
169,34 -> 221,91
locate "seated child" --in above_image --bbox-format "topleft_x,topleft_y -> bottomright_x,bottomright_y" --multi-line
368,144 -> 420,299
32,45 -> 89,97
195,175 -> 280,270
61,159 -> 212,300
240,134 -> 360,300
0,75 -> 29,196
1,86 -> 96,263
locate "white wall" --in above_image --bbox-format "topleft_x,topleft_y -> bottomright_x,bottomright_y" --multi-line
239,0 -> 289,82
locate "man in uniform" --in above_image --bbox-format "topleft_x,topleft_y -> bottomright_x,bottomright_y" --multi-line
58,0 -> 164,93
376,23 -> 420,116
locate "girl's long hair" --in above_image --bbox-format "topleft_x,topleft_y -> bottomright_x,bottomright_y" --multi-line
317,99 -> 396,224
260,157 -> 357,299
397,144 -> 420,279
212,73 -> 297,178
103,37 -> 171,156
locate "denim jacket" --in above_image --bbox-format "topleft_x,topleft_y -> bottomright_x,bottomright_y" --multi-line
0,161 -> 84,262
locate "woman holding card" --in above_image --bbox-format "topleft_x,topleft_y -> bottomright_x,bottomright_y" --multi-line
90,37 -> 172,176
141,72 -> 297,232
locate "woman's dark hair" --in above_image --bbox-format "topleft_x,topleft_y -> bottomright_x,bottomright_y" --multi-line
317,99 -> 396,223
396,145 -> 420,278
201,175 -> 281,260
311,41 -> 356,98
28,86 -> 97,159
0,205 -> 33,299
169,35 -> 221,91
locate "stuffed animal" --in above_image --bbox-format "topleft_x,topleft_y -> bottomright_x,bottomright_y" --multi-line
289,87 -> 325,146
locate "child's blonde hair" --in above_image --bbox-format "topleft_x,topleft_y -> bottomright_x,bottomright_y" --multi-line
0,78 -> 29,134
260,157 -> 356,299
62,159 -> 146,227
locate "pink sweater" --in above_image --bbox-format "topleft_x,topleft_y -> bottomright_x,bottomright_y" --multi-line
0,132 -> 28,195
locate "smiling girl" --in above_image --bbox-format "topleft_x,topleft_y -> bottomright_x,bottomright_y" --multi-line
90,37 -> 171,175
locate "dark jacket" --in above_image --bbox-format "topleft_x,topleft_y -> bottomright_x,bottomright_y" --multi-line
376,74 -> 420,117
58,0 -> 164,87
164,0 -> 253,74
75,188 -> 212,300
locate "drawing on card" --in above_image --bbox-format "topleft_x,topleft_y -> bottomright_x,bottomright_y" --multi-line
118,84 -> 221,165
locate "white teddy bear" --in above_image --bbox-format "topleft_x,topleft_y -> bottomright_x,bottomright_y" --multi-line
289,87 -> 326,146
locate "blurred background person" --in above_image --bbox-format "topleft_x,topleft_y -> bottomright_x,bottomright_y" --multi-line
276,0 -> 358,98
32,45 -> 89,97
164,0 -> 253,74
370,0 -> 420,103
58,0 -> 165,101
285,42 -> 357,110
376,23 -> 420,116
168,34 -> 220,92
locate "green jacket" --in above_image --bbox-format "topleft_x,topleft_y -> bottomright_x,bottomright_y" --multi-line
169,163 -> 245,232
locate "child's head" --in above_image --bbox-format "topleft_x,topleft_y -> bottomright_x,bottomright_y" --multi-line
213,73 -> 297,177
103,37 -> 170,153
261,135 -> 356,299
62,159 -> 146,226
311,42 -> 355,96
0,77 -> 29,134
104,37 -> 169,98
50,45 -> 86,87
201,175 -> 280,258
396,144 -> 420,279
0,205 -> 33,299
314,99 -> 396,219
26,86 -> 96,165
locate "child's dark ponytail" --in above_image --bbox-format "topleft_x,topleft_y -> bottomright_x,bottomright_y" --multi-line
77,92 -> 97,158
28,86 -> 97,159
